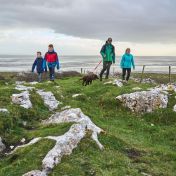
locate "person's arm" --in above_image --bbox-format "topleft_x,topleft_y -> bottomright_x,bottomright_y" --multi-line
44,53 -> 47,62
112,45 -> 115,64
120,55 -> 125,68
131,55 -> 135,69
32,59 -> 37,72
55,53 -> 60,70
100,45 -> 106,59
43,59 -> 47,72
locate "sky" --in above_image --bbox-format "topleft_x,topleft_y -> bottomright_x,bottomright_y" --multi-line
0,0 -> 176,56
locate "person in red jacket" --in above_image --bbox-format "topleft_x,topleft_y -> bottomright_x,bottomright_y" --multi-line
44,44 -> 60,81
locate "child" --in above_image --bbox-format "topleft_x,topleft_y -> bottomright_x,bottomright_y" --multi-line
32,52 -> 47,82
44,44 -> 60,81
120,48 -> 135,82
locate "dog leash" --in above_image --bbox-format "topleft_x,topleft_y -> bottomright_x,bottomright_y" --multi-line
93,60 -> 102,73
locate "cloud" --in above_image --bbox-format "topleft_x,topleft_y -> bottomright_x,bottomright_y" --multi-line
0,0 -> 176,43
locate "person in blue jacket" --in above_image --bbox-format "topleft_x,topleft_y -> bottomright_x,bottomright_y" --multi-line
32,51 -> 47,82
120,48 -> 135,82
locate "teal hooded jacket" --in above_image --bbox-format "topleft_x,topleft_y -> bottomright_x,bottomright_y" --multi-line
120,54 -> 135,69
100,44 -> 115,63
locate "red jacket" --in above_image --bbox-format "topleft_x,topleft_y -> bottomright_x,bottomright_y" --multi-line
45,51 -> 58,63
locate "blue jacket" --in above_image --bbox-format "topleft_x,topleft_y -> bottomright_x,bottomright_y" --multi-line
32,57 -> 47,73
120,54 -> 135,69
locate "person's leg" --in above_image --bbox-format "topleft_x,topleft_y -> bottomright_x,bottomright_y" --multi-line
126,68 -> 131,81
51,67 -> 55,81
105,62 -> 112,79
38,73 -> 42,82
49,67 -> 52,80
122,68 -> 126,80
100,62 -> 108,81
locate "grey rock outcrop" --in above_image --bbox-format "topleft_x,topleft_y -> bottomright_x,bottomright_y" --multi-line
116,89 -> 168,113
8,108 -> 103,176
37,90 -> 61,111
12,91 -> 32,109
0,137 -> 6,152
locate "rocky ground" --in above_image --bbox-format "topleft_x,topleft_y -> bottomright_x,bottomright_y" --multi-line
0,72 -> 176,176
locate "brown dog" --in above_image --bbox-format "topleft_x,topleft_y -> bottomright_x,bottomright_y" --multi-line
81,73 -> 99,86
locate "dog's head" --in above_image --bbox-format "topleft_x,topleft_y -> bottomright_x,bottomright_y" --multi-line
92,74 -> 99,80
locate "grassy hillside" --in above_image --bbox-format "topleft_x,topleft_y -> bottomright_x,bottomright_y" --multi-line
0,73 -> 176,176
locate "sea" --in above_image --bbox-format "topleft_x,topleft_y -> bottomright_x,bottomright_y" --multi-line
0,55 -> 176,73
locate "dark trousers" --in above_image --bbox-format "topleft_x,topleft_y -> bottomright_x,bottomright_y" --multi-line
100,61 -> 112,78
49,67 -> 55,80
37,72 -> 42,82
122,68 -> 131,81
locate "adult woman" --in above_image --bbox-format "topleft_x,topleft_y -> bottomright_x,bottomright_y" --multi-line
120,48 -> 135,82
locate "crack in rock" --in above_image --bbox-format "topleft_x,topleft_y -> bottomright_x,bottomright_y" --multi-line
8,108 -> 103,176
36,90 -> 61,111
117,89 -> 168,113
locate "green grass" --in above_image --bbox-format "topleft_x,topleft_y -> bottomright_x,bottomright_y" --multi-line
0,73 -> 176,176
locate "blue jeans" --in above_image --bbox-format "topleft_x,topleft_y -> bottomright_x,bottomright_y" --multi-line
38,73 -> 42,82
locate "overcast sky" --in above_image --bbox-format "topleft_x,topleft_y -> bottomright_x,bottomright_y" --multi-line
0,0 -> 176,56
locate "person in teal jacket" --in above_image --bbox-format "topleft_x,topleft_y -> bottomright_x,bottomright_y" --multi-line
99,38 -> 115,81
120,48 -> 135,81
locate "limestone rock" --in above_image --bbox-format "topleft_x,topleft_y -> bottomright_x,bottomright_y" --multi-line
113,79 -> 123,87
134,78 -> 156,84
37,90 -> 61,111
104,79 -> 123,87
12,91 -> 32,109
61,106 -> 71,110
148,84 -> 176,93
72,94 -> 83,98
104,81 -> 113,85
132,87 -> 142,91
23,170 -> 46,176
10,138 -> 42,154
0,108 -> 9,113
10,146 -> 14,149
29,82 -> 38,85
15,81 -> 25,85
21,138 -> 26,143
116,89 -> 168,113
173,105 -> 176,112
13,108 -> 104,176
15,85 -> 34,91
0,137 -> 6,152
